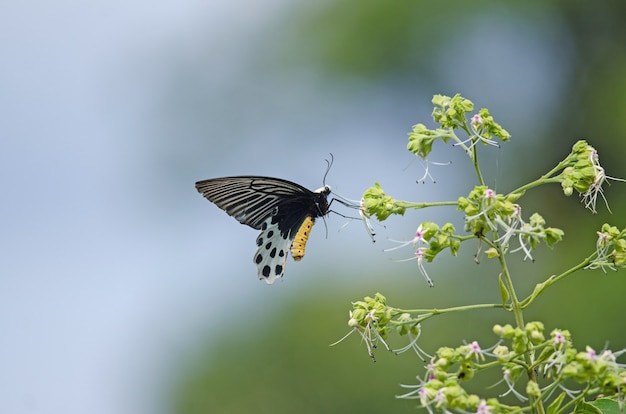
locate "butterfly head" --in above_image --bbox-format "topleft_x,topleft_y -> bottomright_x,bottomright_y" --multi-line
314,185 -> 332,196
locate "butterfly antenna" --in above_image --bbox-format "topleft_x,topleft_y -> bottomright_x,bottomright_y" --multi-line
323,153 -> 334,187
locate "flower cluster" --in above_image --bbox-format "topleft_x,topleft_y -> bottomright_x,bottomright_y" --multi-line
559,140 -> 603,198
558,140 -> 626,213
334,293 -> 426,361
364,183 -> 565,283
384,222 -> 459,286
585,223 -> 626,272
361,182 -> 407,221
431,93 -> 475,129
395,321 -> 626,413
457,186 -> 521,237
492,322 -> 626,410
339,293 -> 393,361
465,108 -> 511,147
398,341 -> 504,414
407,123 -> 453,160
407,94 -> 510,160
459,186 -> 564,261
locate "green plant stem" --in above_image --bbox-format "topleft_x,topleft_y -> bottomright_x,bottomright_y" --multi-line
496,245 -> 546,414
393,303 -> 503,325
472,140 -> 486,186
393,302 -> 503,314
495,250 -> 523,328
512,177 -> 562,195
511,159 -> 572,195
395,200 -> 458,210
519,257 -> 593,308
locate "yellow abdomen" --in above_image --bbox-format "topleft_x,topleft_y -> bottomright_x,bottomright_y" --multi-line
291,216 -> 315,261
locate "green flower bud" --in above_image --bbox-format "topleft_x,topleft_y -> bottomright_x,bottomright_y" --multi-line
526,380 -> 541,398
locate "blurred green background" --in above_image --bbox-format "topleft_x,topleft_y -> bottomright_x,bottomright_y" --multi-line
2,1 -> 625,413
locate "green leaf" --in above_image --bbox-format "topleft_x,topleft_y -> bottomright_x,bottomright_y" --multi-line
574,400 -> 602,414
589,398 -> 623,414
546,391 -> 566,414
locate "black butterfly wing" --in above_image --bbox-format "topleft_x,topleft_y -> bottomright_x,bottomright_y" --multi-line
195,176 -> 323,231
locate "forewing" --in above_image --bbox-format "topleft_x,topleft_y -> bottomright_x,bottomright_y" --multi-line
195,176 -> 313,229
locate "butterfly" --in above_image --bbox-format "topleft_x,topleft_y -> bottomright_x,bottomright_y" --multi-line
195,176 -> 332,284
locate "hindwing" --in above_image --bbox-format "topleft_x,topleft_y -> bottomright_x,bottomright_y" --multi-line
253,216 -> 291,283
